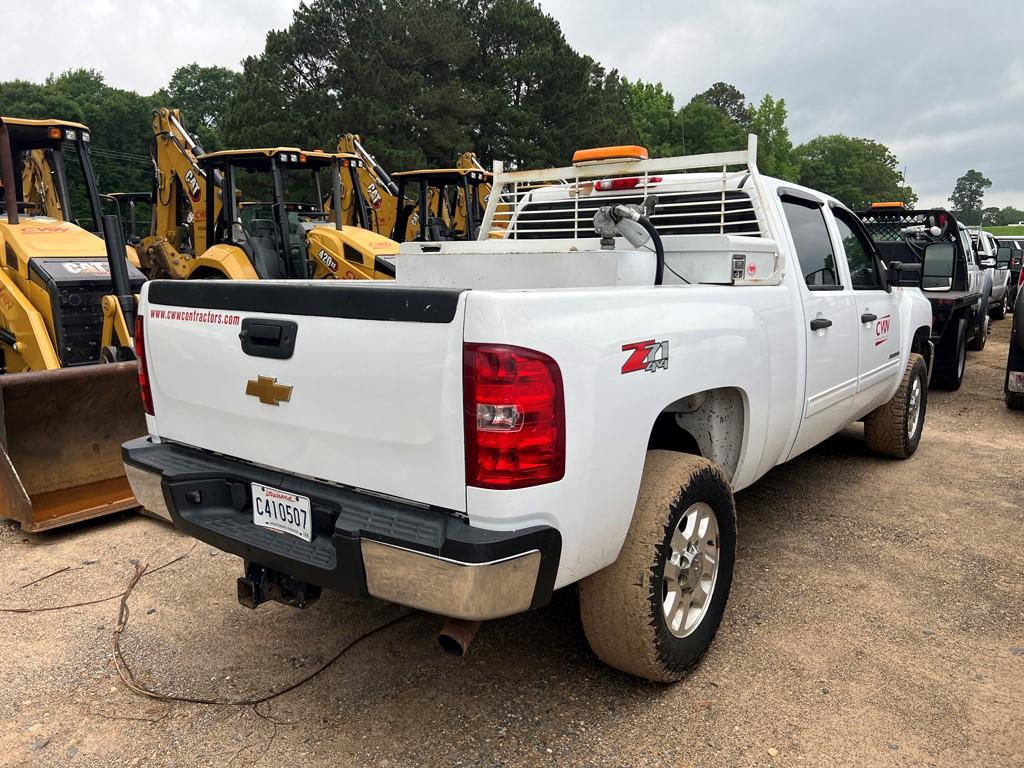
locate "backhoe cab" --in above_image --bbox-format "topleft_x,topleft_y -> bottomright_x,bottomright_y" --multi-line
392,164 -> 491,242
0,116 -> 146,532
198,147 -> 398,281
334,134 -> 492,243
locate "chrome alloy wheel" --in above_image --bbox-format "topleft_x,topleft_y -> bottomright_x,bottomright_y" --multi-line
907,375 -> 923,440
662,502 -> 720,638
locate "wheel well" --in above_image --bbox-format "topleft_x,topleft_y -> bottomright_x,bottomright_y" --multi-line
911,325 -> 933,370
646,387 -> 745,481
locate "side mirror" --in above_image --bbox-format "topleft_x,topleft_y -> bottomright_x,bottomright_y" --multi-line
980,258 -> 996,268
888,260 -> 922,287
921,242 -> 956,291
996,245 -> 1013,268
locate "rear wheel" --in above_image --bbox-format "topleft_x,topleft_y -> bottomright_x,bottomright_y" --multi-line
991,293 -> 1007,320
864,353 -> 927,459
579,451 -> 736,682
933,324 -> 966,391
968,314 -> 989,351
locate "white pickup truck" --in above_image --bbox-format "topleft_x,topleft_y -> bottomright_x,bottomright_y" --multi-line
123,138 -> 934,682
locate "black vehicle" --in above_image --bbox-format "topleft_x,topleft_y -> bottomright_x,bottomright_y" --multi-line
860,205 -> 983,390
1006,289 -> 1024,409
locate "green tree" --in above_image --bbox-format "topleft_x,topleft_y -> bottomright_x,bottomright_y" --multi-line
692,81 -> 750,128
223,0 -> 484,169
163,64 -> 240,151
222,0 -> 635,170
995,206 -> 1024,226
949,169 -> 991,225
748,94 -> 798,181
0,69 -> 157,212
678,98 -> 745,155
794,134 -> 916,209
623,81 -> 683,156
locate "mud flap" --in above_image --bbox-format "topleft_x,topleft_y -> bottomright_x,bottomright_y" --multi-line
0,362 -> 146,532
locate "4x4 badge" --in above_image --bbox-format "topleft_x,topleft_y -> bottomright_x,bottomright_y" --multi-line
246,375 -> 292,405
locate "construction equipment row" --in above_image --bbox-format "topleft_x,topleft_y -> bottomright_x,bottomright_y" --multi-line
0,109 -> 492,531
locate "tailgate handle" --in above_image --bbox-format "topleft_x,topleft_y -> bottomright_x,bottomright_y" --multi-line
239,318 -> 298,360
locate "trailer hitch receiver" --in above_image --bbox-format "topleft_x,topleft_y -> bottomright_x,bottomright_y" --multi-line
237,562 -> 321,609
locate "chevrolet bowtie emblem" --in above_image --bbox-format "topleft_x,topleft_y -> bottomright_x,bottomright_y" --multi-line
245,375 -> 292,406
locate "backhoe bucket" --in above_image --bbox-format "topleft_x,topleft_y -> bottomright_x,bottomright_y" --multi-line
0,362 -> 146,532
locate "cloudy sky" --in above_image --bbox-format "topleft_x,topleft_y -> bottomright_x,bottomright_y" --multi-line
7,0 -> 1023,207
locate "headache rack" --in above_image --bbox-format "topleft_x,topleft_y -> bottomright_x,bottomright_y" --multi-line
480,135 -> 777,243
859,209 -> 947,242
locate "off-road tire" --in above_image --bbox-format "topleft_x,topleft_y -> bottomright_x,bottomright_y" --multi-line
968,314 -> 989,351
864,353 -> 927,459
933,323 -> 966,391
578,451 -> 736,683
991,294 -> 1007,320
1006,391 -> 1024,410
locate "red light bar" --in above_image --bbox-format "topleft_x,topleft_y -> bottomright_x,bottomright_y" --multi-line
594,176 -> 662,192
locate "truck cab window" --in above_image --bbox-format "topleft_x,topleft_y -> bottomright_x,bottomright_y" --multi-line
832,211 -> 880,289
782,198 -> 841,289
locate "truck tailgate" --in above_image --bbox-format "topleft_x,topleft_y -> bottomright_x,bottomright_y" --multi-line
143,281 -> 468,512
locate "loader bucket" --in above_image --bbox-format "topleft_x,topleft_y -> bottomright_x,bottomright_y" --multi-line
0,362 -> 146,533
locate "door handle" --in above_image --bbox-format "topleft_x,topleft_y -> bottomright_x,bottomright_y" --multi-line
809,318 -> 833,331
861,312 -> 877,323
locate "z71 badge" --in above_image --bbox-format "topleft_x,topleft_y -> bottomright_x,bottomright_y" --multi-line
621,339 -> 669,374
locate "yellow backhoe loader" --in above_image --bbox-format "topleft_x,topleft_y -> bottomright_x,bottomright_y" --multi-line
0,117 -> 145,532
197,147 -> 397,281
140,109 -> 396,280
334,135 -> 492,243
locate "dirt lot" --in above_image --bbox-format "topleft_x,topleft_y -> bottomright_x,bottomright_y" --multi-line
1,321 -> 1021,768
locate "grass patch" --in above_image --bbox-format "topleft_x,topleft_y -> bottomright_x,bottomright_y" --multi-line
987,225 -> 1024,236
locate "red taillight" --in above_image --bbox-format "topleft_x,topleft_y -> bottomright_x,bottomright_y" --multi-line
134,315 -> 154,416
594,175 -> 662,191
463,344 -> 564,489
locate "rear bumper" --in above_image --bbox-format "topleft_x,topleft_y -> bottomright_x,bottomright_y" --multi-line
122,437 -> 559,621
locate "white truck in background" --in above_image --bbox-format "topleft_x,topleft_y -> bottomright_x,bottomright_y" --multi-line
123,138 -> 935,682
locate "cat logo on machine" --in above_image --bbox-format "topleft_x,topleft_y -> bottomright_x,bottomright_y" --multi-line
184,169 -> 201,202
317,248 -> 338,273
366,182 -> 383,210
64,261 -> 110,275
874,314 -> 891,347
621,339 -> 670,374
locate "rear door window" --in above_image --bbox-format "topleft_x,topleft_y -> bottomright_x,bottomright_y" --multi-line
782,198 -> 842,289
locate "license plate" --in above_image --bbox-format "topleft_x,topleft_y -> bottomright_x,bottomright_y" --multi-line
252,483 -> 312,542
1010,371 -> 1024,393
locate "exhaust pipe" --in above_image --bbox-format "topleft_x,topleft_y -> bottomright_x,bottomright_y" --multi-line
438,618 -> 482,657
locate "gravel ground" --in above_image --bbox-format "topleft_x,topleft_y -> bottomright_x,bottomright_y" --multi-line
1,319 -> 1021,768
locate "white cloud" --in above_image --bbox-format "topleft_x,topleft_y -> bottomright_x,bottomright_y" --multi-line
4,0 -> 296,94
6,0 -> 1023,207
539,0 -> 1024,207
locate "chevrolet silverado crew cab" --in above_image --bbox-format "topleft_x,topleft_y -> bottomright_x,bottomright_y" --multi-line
124,138 -> 934,682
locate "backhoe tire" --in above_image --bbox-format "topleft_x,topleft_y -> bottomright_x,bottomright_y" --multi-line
579,451 -> 736,683
933,324 -> 966,391
864,353 -> 927,459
